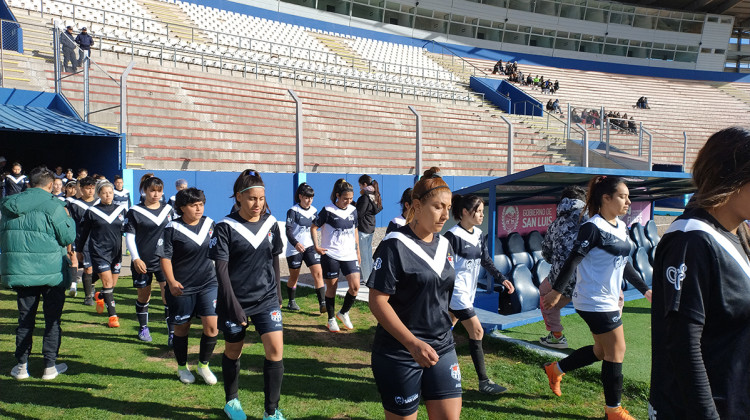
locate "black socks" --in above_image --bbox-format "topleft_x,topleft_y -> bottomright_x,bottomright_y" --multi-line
164,305 -> 173,335
558,345 -> 598,373
340,292 -> 356,314
101,288 -> 116,317
82,272 -> 93,298
286,286 -> 296,301
469,339 -> 489,381
173,335 -> 188,366
263,359 -> 284,415
199,334 -> 218,365
602,360 -> 623,408
325,296 -> 335,319
135,301 -> 149,328
222,354 -> 240,402
315,287 -> 325,306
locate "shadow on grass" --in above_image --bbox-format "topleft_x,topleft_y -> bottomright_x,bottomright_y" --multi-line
622,305 -> 651,315
465,399 -> 594,419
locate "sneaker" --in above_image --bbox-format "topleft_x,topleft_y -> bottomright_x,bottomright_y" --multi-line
178,366 -> 195,384
336,311 -> 353,330
196,362 -> 217,385
263,409 -> 286,420
544,362 -> 564,397
95,292 -> 104,314
286,300 -> 300,311
83,295 -> 94,306
10,363 -> 29,380
167,333 -> 174,348
223,398 -> 247,420
327,317 -> 340,332
478,378 -> 507,394
108,315 -> 120,328
539,332 -> 568,349
41,363 -> 68,380
605,405 -> 636,420
319,303 -> 326,314
68,282 -> 77,297
138,326 -> 152,342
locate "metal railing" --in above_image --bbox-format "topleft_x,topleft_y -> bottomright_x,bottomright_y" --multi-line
422,39 -> 488,78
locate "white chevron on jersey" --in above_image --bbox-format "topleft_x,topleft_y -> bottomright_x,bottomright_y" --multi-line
169,217 -> 214,245
385,231 -> 449,275
667,218 -> 750,280
220,215 -> 277,249
129,204 -> 173,225
89,205 -> 127,224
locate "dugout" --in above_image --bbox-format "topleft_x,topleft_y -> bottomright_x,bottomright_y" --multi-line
0,88 -> 120,178
451,165 -> 694,331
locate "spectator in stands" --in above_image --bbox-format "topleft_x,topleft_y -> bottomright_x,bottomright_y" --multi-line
532,75 -> 540,89
627,117 -> 637,134
525,74 -> 533,86
61,26 -> 77,73
571,109 -> 582,124
356,175 -> 382,285
546,100 -> 554,112
542,80 -> 551,95
553,80 -> 560,93
649,127 -> 750,419
552,99 -> 562,115
3,166 -> 76,381
75,27 -> 94,67
492,59 -> 502,75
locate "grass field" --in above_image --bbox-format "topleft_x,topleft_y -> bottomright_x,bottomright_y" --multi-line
0,282 -> 651,419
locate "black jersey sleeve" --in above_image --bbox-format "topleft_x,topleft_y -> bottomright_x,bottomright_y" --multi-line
367,239 -> 400,294
271,222 -> 283,256
658,235 -> 712,325
285,209 -> 298,247
552,222 -> 600,293
623,261 -> 650,294
215,259 -> 247,325
480,233 -> 508,284
208,222 -> 231,262
156,227 -> 173,260
313,207 -> 328,227
75,210 -> 92,251
122,208 -> 137,234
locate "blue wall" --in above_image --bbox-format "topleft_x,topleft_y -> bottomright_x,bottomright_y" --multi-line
469,77 -> 510,113
469,77 -> 542,116
130,170 -> 494,227
184,0 -> 750,83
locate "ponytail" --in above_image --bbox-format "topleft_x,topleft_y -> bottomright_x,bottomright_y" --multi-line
358,174 -> 382,208
584,175 -> 623,218
330,178 -> 353,204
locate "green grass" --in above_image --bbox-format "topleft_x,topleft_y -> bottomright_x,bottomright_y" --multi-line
0,283 -> 651,419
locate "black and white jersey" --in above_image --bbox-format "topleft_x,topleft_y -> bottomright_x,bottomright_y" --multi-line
650,208 -> 750,419
444,225 -> 505,310
167,195 -> 180,219
67,197 -> 100,250
313,203 -> 358,261
367,225 -> 456,360
385,215 -> 406,234
3,174 -> 28,196
122,203 -> 173,272
209,212 -> 283,315
77,203 -> 128,260
113,188 -> 131,209
570,215 -> 633,312
157,216 -> 217,294
285,204 -> 317,257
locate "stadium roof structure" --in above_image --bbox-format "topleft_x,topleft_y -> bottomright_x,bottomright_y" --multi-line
0,88 -> 116,137
625,0 -> 750,27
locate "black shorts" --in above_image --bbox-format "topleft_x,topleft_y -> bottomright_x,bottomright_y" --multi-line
321,254 -> 360,279
577,310 -> 623,335
91,253 -> 122,274
371,349 -> 462,416
286,246 -> 321,270
165,284 -> 217,325
221,305 -> 284,343
449,307 -> 476,322
79,250 -> 91,269
132,270 -> 166,288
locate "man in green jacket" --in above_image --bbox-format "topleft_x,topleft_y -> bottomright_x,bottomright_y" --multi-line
1,166 -> 76,380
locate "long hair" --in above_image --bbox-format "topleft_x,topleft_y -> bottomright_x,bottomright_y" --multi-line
295,182 -> 315,204
406,168 -> 450,223
139,174 -> 164,194
232,169 -> 269,214
584,175 -> 624,218
691,127 -> 750,210
398,187 -> 413,216
451,194 -> 482,221
358,174 -> 382,208
330,178 -> 353,204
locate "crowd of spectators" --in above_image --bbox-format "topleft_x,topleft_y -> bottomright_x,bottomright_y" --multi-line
635,96 -> 650,109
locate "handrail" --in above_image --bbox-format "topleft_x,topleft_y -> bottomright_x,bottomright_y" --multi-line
29,1 -> 459,84
422,39 -> 488,78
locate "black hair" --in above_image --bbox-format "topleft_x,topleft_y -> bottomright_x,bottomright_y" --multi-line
139,174 -> 164,194
330,178 -> 353,204
560,185 -> 586,203
10,162 -> 21,169
692,126 -> 750,210
358,174 -> 382,208
585,175 -> 625,217
232,169 -> 269,213
399,187 -> 412,216
77,168 -> 88,175
113,175 -> 123,181
29,166 -> 54,188
174,187 -> 206,216
78,176 -> 97,188
451,194 -> 483,221
295,182 -> 315,204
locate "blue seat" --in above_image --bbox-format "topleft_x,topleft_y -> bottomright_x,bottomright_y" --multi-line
629,222 -> 650,250
631,247 -> 653,288
645,220 -> 660,248
525,230 -> 545,264
498,265 -> 540,315
478,254 -> 513,291
504,232 -> 534,270
531,259 -> 551,288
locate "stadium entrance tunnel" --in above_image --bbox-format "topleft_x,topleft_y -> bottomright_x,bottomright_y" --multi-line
451,165 -> 695,331
0,88 -> 120,178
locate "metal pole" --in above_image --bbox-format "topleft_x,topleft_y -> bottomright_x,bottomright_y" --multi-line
638,122 -> 644,156
682,131 -> 688,171
576,123 -> 589,167
83,50 -> 90,122
500,115 -> 514,175
288,89 -> 304,174
566,103 -> 571,141
119,61 -> 135,134
606,120 -> 610,158
53,23 -> 61,93
644,128 -> 653,170
408,106 -> 422,180
0,20 -> 5,88
599,106 -> 604,146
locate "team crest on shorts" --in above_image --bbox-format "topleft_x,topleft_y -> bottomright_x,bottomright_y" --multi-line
449,363 -> 461,381
270,309 -> 282,322
114,263 -> 121,270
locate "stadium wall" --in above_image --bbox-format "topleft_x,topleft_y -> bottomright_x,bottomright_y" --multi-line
181,0 -> 750,82
126,170 -> 495,227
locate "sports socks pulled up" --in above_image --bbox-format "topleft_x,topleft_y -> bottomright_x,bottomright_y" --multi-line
135,301 -> 149,328
557,345 -> 598,373
602,360 -> 624,408
199,334 -> 218,365
340,292 -> 356,314
101,288 -> 116,317
263,359 -> 284,415
469,339 -> 489,381
222,354 -> 240,402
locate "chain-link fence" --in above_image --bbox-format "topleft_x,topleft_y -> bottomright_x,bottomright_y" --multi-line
0,18 -> 24,88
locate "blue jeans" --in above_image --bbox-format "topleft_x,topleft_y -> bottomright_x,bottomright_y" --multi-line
358,231 -> 374,283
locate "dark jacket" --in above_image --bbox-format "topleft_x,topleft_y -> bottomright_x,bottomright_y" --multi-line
61,31 -> 76,50
0,187 -> 76,288
355,192 -> 382,234
75,32 -> 93,49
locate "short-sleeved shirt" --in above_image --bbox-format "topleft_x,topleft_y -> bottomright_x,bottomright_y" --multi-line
113,188 -> 131,209
209,212 -> 283,316
444,224 -> 491,310
650,209 -> 750,419
367,225 -> 456,360
313,203 -> 358,261
77,203 -> 128,260
157,216 -> 217,294
570,214 -> 633,312
122,203 -> 173,272
386,216 -> 406,234
67,197 -> 100,250
285,204 -> 317,257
